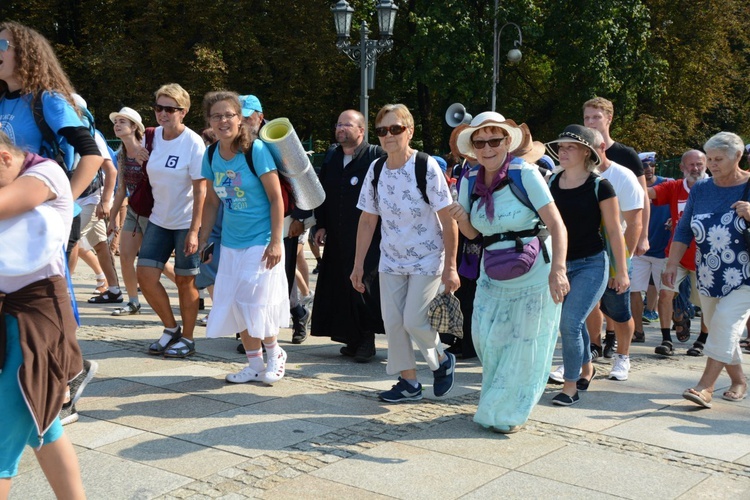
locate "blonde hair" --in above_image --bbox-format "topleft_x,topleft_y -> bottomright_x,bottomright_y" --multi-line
375,103 -> 414,129
582,97 -> 614,118
0,22 -> 77,110
154,83 -> 191,111
0,130 -> 23,156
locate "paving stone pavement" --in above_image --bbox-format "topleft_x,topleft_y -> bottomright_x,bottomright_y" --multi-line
9,258 -> 750,499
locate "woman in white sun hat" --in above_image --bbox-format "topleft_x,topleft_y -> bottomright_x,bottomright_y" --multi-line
448,111 -> 568,434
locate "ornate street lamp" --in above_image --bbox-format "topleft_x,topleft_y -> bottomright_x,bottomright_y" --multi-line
492,22 -> 523,112
332,0 -> 398,142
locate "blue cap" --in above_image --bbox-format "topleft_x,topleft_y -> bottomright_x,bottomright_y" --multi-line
239,95 -> 263,117
639,152 -> 656,164
536,155 -> 555,171
432,155 -> 448,173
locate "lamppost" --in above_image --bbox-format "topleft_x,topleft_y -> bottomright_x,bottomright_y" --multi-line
331,0 -> 398,142
491,22 -> 523,112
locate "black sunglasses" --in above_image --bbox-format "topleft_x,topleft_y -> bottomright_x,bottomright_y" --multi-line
375,124 -> 408,137
153,104 -> 184,114
472,137 -> 507,149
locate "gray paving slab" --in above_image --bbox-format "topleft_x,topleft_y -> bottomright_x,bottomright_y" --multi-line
259,475 -> 393,499
460,470 -> 621,499
312,441 -> 507,500
677,474 -> 750,499
517,443 -> 707,499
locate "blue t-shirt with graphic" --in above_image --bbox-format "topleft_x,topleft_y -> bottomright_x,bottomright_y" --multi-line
0,91 -> 84,170
201,140 -> 276,249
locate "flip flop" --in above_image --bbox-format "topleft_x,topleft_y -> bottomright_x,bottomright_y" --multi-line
722,385 -> 748,402
682,388 -> 713,408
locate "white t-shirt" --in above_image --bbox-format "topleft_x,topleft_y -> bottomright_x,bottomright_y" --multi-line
600,161 -> 644,233
77,131 -> 112,206
146,126 -> 206,230
0,157 -> 73,293
357,152 -> 452,275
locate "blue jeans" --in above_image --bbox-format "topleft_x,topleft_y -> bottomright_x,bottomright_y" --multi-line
561,251 -> 608,382
138,222 -> 200,276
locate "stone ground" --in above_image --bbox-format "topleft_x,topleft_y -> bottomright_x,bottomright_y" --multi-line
9,252 -> 750,499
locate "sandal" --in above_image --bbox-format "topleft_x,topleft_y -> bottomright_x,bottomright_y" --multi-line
686,341 -> 704,357
740,338 -> 750,350
655,340 -> 674,356
673,316 -> 691,342
148,327 -> 182,355
682,388 -> 713,408
491,424 -> 522,434
93,284 -> 107,295
111,301 -> 141,316
632,331 -> 645,343
722,383 -> 748,402
163,337 -> 196,358
88,290 -> 124,304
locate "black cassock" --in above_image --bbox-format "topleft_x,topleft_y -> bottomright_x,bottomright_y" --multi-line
311,142 -> 385,346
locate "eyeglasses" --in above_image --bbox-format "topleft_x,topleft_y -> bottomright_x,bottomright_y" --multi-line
153,104 -> 184,114
472,137 -> 507,149
0,40 -> 13,52
335,122 -> 356,129
375,124 -> 408,137
209,112 -> 239,122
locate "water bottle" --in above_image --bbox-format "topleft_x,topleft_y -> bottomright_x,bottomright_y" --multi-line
449,178 -> 458,202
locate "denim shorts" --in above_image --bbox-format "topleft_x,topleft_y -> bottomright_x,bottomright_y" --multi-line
0,314 -> 64,478
599,284 -> 632,322
138,221 -> 200,276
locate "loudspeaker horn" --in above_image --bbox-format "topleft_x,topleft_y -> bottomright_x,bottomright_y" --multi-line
445,103 -> 472,128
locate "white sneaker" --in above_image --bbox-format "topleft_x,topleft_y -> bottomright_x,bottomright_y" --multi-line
548,365 -> 565,384
609,354 -> 630,381
226,365 -> 265,384
263,348 -> 287,385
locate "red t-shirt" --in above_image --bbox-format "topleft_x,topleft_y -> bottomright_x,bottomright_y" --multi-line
653,178 -> 696,270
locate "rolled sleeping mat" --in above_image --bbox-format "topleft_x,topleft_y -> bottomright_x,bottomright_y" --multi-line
259,117 -> 326,211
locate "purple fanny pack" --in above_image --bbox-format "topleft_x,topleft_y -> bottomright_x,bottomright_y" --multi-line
483,237 -> 541,281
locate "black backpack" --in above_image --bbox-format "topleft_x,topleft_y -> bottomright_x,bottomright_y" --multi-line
371,151 -> 431,204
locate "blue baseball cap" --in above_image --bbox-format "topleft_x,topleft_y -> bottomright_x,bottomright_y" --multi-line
432,155 -> 448,173
239,95 -> 263,117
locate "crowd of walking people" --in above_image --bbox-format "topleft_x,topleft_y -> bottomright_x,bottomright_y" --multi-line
1,20 -> 749,498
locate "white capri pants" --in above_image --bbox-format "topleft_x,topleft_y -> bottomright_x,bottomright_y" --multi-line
379,273 -> 444,375
701,285 -> 750,365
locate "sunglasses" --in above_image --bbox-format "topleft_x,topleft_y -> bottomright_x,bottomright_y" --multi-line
472,137 -> 507,149
209,112 -> 239,123
0,39 -> 13,52
153,104 -> 184,114
375,124 -> 408,137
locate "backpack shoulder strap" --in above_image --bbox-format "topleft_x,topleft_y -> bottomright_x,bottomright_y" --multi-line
145,127 -> 156,153
32,92 -> 62,164
507,162 -> 536,214
207,141 -> 218,167
415,151 -> 430,204
371,155 -> 388,194
244,140 -> 258,177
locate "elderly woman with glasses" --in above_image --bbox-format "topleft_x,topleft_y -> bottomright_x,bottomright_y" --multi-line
448,112 -> 568,433
352,103 -> 460,403
136,83 -> 207,358
666,132 -> 750,408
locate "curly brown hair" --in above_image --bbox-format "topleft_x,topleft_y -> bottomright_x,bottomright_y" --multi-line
0,22 -> 77,109
202,91 -> 251,154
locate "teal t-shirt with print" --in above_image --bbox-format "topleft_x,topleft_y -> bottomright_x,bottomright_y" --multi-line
201,141 -> 276,249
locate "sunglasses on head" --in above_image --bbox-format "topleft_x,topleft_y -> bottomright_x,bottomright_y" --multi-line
472,137 -> 507,149
153,104 -> 184,114
0,39 -> 13,52
375,124 -> 408,137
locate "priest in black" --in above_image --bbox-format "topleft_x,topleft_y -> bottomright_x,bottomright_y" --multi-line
311,110 -> 386,362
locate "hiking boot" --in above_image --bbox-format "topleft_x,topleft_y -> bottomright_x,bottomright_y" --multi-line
379,377 -> 423,403
603,332 -> 617,359
291,305 -> 309,344
354,341 -> 376,363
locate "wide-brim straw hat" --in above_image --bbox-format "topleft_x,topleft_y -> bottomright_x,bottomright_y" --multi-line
544,124 -> 602,166
109,107 -> 145,135
450,124 -> 472,159
515,140 -> 546,165
456,112 -> 530,158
